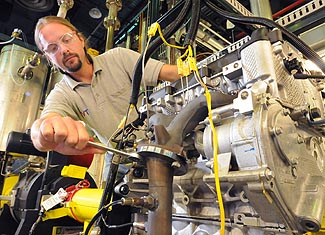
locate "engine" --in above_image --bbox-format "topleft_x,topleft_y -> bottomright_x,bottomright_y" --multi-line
121,27 -> 325,235
1,10 -> 325,235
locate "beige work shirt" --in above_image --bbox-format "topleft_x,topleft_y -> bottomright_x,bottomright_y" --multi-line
42,47 -> 164,144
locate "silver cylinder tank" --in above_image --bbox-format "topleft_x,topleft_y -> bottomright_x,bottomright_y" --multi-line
0,44 -> 48,151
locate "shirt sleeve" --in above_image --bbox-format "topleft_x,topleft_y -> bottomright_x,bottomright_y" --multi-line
107,47 -> 164,86
41,79 -> 81,120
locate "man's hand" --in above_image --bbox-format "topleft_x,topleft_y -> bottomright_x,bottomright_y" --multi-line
30,114 -> 105,155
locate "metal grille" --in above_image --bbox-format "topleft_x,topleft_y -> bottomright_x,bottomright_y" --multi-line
276,0 -> 325,27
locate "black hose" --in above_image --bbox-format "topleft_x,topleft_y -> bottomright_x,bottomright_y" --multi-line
184,0 -> 201,46
129,0 -> 192,105
294,73 -> 325,79
84,199 -> 123,235
96,154 -> 121,230
204,0 -> 325,74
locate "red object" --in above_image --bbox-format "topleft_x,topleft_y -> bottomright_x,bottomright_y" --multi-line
235,0 -> 306,40
65,179 -> 91,223
272,0 -> 306,19
67,137 -> 95,167
68,153 -> 94,168
65,179 -> 91,201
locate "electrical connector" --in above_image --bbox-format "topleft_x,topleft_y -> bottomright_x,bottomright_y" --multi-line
188,56 -> 198,72
148,22 -> 159,37
177,58 -> 191,77
11,28 -> 22,38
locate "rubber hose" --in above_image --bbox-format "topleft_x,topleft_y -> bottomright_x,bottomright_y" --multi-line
204,0 -> 325,73
129,0 -> 192,105
184,0 -> 201,46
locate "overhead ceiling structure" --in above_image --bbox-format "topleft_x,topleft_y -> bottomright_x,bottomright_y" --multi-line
0,0 -> 324,56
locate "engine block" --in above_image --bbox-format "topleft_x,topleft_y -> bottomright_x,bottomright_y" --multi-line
125,28 -> 325,235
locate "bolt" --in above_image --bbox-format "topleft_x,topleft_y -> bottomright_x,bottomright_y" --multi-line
182,195 -> 190,206
282,108 -> 290,116
265,168 -> 275,181
275,127 -> 283,135
119,184 -> 130,195
291,166 -> 297,178
241,91 -> 249,100
297,135 -> 304,144
291,158 -> 298,165
133,167 -> 144,178
171,161 -> 181,168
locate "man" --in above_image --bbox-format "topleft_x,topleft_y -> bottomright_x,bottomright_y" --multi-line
30,16 -> 180,155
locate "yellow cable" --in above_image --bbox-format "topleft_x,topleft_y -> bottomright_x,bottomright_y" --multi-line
148,22 -> 186,50
189,46 -> 225,235
108,104 -> 135,143
147,22 -> 226,233
156,23 -> 186,50
180,47 -> 189,59
117,104 -> 135,129
205,89 -> 226,235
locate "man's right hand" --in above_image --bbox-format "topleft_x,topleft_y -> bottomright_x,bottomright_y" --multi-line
30,114 -> 105,155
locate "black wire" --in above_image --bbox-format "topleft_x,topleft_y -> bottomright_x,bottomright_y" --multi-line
28,216 -> 42,235
108,222 -> 134,229
101,216 -> 134,229
129,0 -> 192,106
203,0 -> 325,74
84,199 -> 123,235
308,119 -> 325,125
28,208 -> 45,235
134,104 -> 140,115
293,73 -> 325,79
184,0 -> 201,46
28,152 -> 53,234
121,104 -> 133,144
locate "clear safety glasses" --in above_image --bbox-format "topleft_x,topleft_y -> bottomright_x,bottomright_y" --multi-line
43,32 -> 77,55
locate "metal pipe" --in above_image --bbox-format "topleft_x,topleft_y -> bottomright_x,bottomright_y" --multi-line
18,0 -> 74,80
146,157 -> 174,235
250,0 -> 272,19
105,22 -> 115,51
199,21 -> 231,45
18,52 -> 42,79
139,12 -> 147,53
125,33 -> 131,49
57,0 -> 74,18
148,0 -> 160,25
196,28 -> 225,51
104,0 -> 122,51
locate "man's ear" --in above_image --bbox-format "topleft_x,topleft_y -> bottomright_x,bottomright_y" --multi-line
81,38 -> 85,48
77,33 -> 85,48
44,54 -> 52,66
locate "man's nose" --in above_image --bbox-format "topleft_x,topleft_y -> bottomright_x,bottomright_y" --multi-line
58,42 -> 70,54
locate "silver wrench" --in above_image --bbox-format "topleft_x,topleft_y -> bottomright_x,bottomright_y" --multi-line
87,141 -> 140,159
